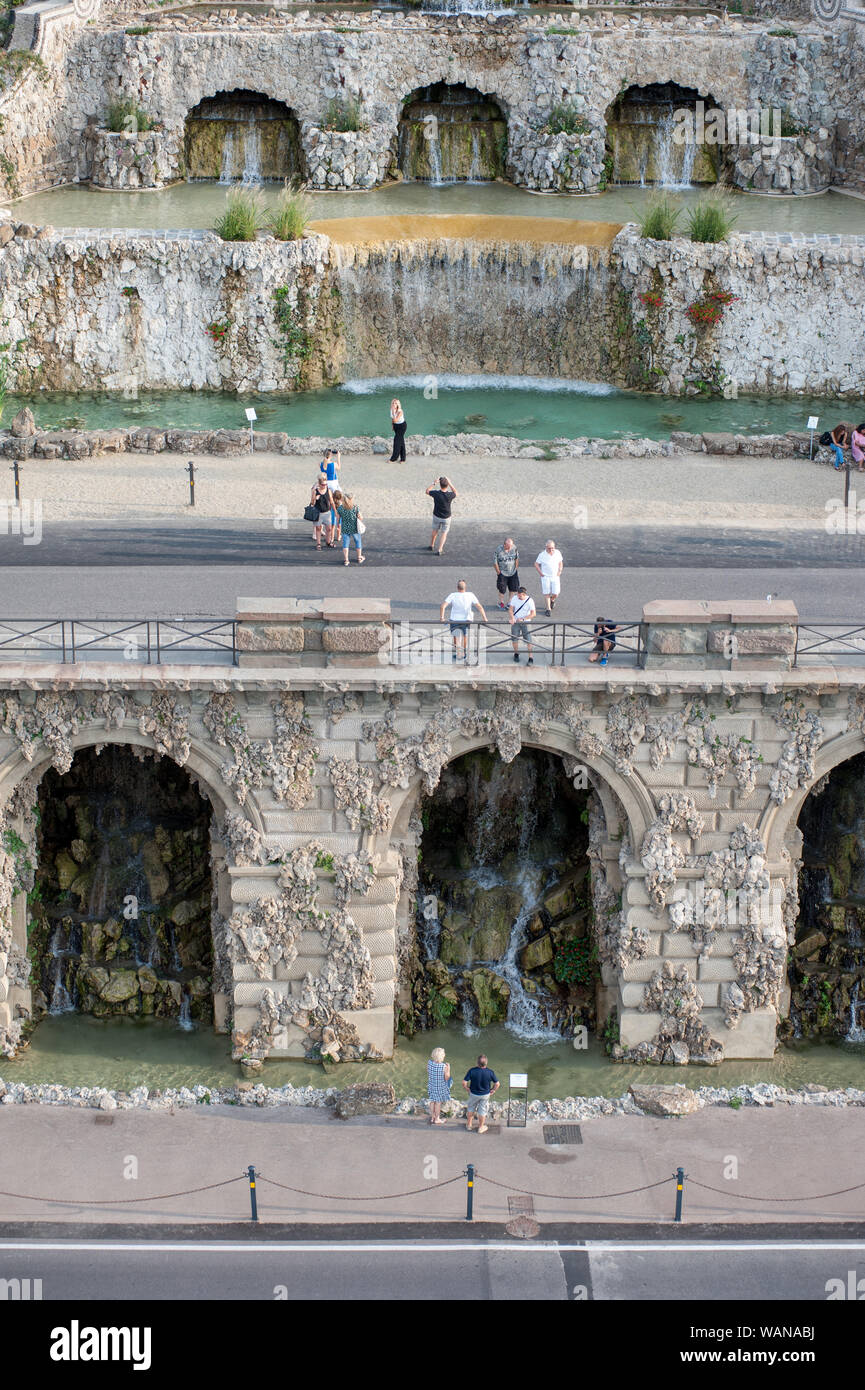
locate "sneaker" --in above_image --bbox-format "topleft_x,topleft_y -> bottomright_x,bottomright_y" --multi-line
527,657 -> 534,665
550,595 -> 557,610
499,601 -> 506,610
513,652 -> 520,663
452,652 -> 457,662
600,655 -> 607,665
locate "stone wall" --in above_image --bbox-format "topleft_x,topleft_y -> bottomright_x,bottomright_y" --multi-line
1,9 -> 863,196
1,596 -> 865,1067
613,227 -> 865,395
89,128 -> 183,191
0,219 -> 862,395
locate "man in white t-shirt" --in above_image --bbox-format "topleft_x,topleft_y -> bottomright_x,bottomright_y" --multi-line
440,579 -> 487,663
534,539 -> 564,616
508,586 -> 536,665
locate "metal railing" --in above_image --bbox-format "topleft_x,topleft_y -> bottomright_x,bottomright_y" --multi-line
0,618 -> 238,665
388,620 -> 644,667
794,624 -> 865,666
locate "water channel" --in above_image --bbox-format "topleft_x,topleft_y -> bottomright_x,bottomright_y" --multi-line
11,180 -> 865,236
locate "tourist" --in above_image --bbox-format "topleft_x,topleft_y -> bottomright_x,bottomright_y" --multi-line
337,492 -> 365,565
330,488 -> 343,543
426,475 -> 458,555
509,585 -> 535,665
588,617 -> 620,666
440,578 -> 486,663
534,538 -> 564,615
389,398 -> 407,462
828,421 -> 854,470
427,1046 -> 451,1126
462,1053 -> 500,1135
318,446 -> 341,488
852,424 -> 865,473
310,476 -> 334,549
494,537 -> 520,609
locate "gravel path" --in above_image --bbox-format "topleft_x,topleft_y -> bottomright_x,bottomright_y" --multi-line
9,448 -> 847,528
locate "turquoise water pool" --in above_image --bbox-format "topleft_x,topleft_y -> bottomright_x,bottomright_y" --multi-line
2,377 -> 848,441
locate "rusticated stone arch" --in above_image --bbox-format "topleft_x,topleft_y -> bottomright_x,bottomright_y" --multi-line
380,727 -> 655,857
759,729 -> 865,865
0,726 -> 264,834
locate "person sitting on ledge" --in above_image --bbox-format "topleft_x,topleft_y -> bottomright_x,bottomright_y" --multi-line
851,424 -> 865,474
829,421 -> 854,470
588,617 -> 619,666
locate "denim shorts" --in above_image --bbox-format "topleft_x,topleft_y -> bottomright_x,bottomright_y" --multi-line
342,533 -> 362,549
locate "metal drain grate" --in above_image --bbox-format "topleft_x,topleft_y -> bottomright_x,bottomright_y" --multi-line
507,1194 -> 536,1217
93,1115 -> 115,1126
543,1123 -> 582,1146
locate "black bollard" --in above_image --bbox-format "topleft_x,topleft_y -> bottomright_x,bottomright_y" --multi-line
674,1166 -> 685,1224
465,1163 -> 475,1222
10,460 -> 20,505
187,460 -> 196,507
845,460 -> 852,523
247,1164 -> 258,1222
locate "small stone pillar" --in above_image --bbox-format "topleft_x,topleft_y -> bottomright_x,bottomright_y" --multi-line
641,599 -> 799,671
235,597 -> 391,668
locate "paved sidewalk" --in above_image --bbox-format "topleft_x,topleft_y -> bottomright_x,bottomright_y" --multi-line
1,1104 -> 863,1226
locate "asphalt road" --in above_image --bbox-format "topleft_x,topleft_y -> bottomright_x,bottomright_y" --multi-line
1,519 -> 864,569
2,1235 -> 863,1302
0,563 -> 857,627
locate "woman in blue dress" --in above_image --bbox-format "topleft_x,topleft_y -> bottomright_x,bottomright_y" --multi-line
427,1046 -> 451,1125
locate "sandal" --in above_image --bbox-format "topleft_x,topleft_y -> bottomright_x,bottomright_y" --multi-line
315,543 -> 322,551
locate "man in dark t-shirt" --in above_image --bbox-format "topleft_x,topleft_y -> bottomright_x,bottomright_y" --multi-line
463,1053 -> 500,1134
425,475 -> 458,556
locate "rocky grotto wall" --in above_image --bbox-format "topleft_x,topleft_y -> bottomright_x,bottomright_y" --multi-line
2,654 -> 865,1067
0,219 -> 862,394
29,745 -> 214,1025
1,7 -> 863,198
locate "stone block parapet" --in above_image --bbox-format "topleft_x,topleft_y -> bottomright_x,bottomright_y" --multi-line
642,599 -> 799,671
236,596 -> 391,668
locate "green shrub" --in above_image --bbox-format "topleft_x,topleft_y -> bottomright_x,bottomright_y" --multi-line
105,98 -> 154,133
265,183 -> 310,241
125,25 -> 152,35
771,108 -> 809,138
544,101 -> 588,137
687,195 -> 737,244
553,936 -> 597,987
638,194 -> 680,241
324,96 -> 363,132
213,188 -> 262,241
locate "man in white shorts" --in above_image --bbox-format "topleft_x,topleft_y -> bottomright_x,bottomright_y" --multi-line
534,538 -> 564,616
440,578 -> 487,663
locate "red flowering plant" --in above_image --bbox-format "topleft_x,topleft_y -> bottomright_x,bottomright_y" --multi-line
686,290 -> 738,329
638,289 -> 665,310
206,319 -> 231,342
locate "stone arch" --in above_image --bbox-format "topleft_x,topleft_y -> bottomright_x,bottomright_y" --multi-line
604,80 -> 723,186
0,727 -> 257,1046
759,729 -> 865,865
396,81 -> 509,182
0,725 -> 261,833
379,727 -> 654,858
183,87 -> 305,181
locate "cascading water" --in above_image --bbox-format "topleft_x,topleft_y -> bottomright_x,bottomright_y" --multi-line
785,751 -> 865,1041
29,746 -> 215,1028
412,749 -> 595,1044
607,84 -> 718,190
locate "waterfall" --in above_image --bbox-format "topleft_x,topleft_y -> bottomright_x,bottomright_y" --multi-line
48,924 -> 76,1015
461,998 -> 479,1037
218,129 -> 236,186
241,124 -> 262,185
846,982 -> 865,1043
178,995 -> 195,1032
428,128 -> 447,187
654,110 -> 696,191
468,128 -> 481,184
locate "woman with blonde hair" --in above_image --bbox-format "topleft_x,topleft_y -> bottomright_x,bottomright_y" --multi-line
427,1046 -> 451,1125
337,491 -> 365,565
389,397 -> 407,463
